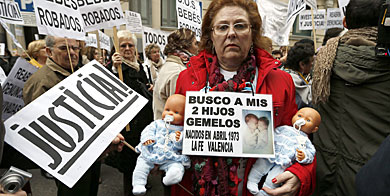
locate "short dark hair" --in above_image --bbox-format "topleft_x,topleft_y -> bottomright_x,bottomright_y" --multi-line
245,113 -> 258,123
258,117 -> 269,126
272,50 -> 282,56
285,43 -> 314,71
322,28 -> 344,46
295,39 -> 314,47
345,0 -> 384,29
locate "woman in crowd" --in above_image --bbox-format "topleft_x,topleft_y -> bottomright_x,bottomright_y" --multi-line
152,28 -> 198,120
85,46 -> 104,65
26,40 -> 47,67
172,0 -> 315,195
143,43 -> 163,84
105,30 -> 153,196
282,43 -> 315,109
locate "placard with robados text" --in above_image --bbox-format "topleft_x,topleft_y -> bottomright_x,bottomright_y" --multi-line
4,60 -> 147,188
182,91 -> 275,158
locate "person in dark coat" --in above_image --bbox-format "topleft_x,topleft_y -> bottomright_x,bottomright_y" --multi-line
105,30 -> 154,196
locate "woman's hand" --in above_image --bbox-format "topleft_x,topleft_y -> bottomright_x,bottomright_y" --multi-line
262,171 -> 300,196
147,84 -> 154,91
112,52 -> 122,68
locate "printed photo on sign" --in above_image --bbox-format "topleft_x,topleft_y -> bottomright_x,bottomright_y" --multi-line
242,110 -> 273,155
4,61 -> 147,188
183,91 -> 275,158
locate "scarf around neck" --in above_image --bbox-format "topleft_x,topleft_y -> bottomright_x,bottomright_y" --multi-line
312,26 -> 377,104
122,58 -> 140,72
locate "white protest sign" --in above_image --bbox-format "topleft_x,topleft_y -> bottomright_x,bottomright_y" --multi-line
33,0 -> 85,40
327,8 -> 344,29
0,0 -> 24,24
176,0 -> 202,41
85,33 -> 97,48
4,61 -> 148,188
0,67 -> 5,85
125,10 -> 142,34
2,57 -> 38,121
0,43 -> 5,55
78,0 -> 126,32
338,0 -> 349,16
256,0 -> 296,46
182,91 -> 275,158
299,9 -> 326,30
287,0 -> 306,23
142,26 -> 170,60
98,30 -> 110,52
0,19 -> 23,49
304,0 -> 317,10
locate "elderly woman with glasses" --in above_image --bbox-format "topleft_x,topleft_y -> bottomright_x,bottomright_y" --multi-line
173,0 -> 315,196
105,30 -> 154,196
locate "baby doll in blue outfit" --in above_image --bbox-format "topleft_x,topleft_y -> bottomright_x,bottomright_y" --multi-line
247,107 -> 321,196
132,94 -> 190,195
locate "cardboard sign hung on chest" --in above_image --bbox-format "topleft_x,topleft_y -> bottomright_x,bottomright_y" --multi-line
182,91 -> 275,158
4,60 -> 148,188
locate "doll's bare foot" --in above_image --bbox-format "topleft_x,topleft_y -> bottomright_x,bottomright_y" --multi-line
247,181 -> 260,195
133,185 -> 146,195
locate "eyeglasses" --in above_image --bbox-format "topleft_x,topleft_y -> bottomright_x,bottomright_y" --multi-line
212,22 -> 252,36
56,45 -> 80,52
120,43 -> 135,48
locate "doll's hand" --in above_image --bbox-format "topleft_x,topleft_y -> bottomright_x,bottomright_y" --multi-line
143,139 -> 155,146
296,149 -> 305,161
175,131 -> 181,141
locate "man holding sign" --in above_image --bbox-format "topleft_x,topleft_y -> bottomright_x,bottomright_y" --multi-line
22,36 -> 124,196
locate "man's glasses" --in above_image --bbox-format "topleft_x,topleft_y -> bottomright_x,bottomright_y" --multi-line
120,43 -> 135,48
56,45 -> 80,52
212,22 -> 252,36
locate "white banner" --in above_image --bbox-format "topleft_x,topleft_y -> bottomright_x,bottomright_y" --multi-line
338,0 -> 349,16
98,30 -> 110,52
256,0 -> 296,46
304,0 -> 317,10
299,9 -> 326,30
4,61 -> 147,188
33,0 -> 85,40
0,0 -> 24,24
2,58 -> 38,121
85,33 -> 97,48
78,0 -> 126,32
0,19 -> 23,49
0,43 -> 5,56
287,0 -> 306,23
125,10 -> 142,34
176,0 -> 202,41
326,8 -> 343,29
182,91 -> 275,158
142,26 -> 170,61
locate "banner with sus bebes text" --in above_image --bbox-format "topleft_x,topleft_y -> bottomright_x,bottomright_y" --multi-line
183,91 -> 275,158
4,60 -> 148,188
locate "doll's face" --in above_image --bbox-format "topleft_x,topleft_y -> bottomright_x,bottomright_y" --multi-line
292,108 -> 321,134
258,120 -> 268,131
246,118 -> 258,130
162,94 -> 186,125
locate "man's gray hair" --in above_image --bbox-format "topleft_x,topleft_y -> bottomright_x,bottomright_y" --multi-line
45,36 -> 56,48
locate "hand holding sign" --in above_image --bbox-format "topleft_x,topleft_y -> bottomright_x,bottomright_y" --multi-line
112,52 -> 122,68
